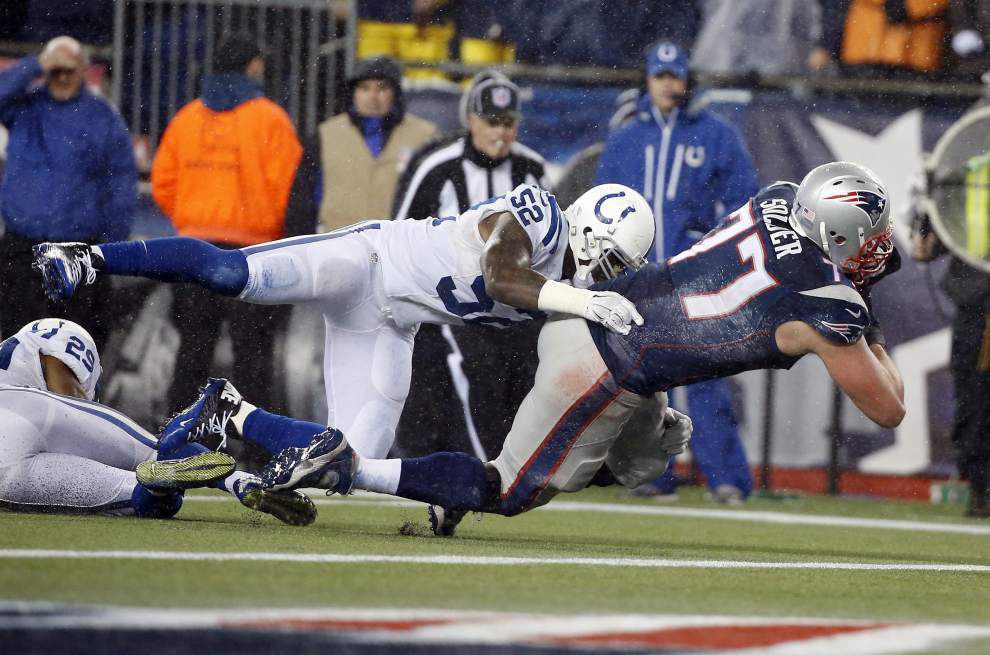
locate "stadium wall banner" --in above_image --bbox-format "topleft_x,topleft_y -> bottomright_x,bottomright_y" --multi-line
93,86 -> 966,478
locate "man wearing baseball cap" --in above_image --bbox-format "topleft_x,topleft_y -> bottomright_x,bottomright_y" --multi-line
391,72 -> 549,464
595,40 -> 760,505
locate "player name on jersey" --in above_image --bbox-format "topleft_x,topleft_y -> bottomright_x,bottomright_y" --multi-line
759,197 -> 803,259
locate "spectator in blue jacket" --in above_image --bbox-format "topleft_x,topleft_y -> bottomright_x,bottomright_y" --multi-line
595,41 -> 759,504
0,36 -> 137,349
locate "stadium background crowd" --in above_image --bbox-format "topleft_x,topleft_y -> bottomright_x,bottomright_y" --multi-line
0,0 -> 988,511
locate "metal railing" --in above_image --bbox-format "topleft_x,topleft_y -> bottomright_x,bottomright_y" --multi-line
111,0 -> 348,150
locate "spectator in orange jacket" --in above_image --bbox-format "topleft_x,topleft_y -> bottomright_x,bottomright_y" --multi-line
150,34 -> 302,416
841,0 -> 949,74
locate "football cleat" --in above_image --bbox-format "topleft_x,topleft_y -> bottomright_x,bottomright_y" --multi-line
428,505 -> 468,537
160,378 -> 235,450
184,378 -> 243,452
136,451 -> 235,492
32,242 -> 100,303
233,475 -> 318,526
260,428 -> 355,494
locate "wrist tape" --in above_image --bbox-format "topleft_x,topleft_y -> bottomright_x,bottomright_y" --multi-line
537,280 -> 593,317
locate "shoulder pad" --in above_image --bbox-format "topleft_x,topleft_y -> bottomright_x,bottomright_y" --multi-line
16,319 -> 102,400
756,182 -> 798,202
794,285 -> 869,345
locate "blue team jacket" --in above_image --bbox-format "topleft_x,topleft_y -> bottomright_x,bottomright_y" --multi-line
0,57 -> 137,242
594,93 -> 758,261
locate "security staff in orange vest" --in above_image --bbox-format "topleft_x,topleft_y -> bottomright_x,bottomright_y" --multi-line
150,34 -> 302,415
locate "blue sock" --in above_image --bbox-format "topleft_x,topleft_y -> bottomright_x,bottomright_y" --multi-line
131,485 -> 183,519
98,237 -> 248,296
242,409 -> 326,456
395,452 -> 492,511
157,427 -> 210,460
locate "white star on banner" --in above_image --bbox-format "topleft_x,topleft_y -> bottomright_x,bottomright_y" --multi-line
811,110 -> 923,246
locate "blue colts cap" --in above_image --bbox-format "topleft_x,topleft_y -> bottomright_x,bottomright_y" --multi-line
646,42 -> 689,80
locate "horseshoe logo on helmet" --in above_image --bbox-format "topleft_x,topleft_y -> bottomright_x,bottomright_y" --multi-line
594,191 -> 635,225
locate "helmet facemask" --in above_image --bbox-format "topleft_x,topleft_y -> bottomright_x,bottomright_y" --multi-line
839,225 -> 895,287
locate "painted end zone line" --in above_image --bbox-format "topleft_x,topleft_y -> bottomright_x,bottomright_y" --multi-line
183,495 -> 990,537
0,550 -> 987,573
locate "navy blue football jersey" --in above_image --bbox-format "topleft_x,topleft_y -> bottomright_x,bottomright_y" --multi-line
589,182 -> 870,396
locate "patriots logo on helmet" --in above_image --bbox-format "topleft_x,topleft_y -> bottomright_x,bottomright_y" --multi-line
823,191 -> 886,228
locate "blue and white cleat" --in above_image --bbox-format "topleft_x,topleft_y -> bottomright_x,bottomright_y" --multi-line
32,242 -> 100,303
160,377 -> 234,449
136,451 -> 236,492
233,475 -> 318,526
260,428 -> 355,494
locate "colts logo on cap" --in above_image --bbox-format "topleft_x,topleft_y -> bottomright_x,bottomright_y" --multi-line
823,191 -> 886,228
491,87 -> 512,109
594,191 -> 635,225
657,44 -> 679,62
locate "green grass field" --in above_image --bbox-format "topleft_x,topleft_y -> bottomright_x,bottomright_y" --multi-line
2,486 -> 989,653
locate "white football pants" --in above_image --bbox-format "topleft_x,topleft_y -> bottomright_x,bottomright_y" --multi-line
0,386 -> 156,514
490,318 -> 671,514
239,228 -> 416,458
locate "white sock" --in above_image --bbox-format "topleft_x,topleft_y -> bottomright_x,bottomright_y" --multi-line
354,457 -> 402,495
230,400 -> 257,435
221,470 -> 255,495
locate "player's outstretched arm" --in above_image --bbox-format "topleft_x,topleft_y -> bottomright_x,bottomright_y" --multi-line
480,212 -> 643,335
479,211 -> 546,309
776,321 -> 905,428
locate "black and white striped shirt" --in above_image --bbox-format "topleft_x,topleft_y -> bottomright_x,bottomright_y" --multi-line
392,134 -> 550,221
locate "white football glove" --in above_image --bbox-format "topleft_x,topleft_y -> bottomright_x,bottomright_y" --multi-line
583,291 -> 644,335
659,407 -> 693,456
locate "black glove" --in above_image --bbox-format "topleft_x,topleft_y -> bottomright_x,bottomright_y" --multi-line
863,324 -> 886,348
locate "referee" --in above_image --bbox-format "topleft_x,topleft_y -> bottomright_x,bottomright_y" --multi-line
391,74 -> 549,459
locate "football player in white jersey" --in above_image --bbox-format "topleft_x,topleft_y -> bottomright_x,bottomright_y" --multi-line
33,183 -> 657,462
0,318 -> 316,524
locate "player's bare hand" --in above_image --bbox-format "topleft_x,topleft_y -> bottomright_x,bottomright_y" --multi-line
584,291 -> 644,336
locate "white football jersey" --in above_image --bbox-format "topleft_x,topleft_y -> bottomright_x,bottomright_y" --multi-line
0,319 -> 102,400
372,184 -> 570,327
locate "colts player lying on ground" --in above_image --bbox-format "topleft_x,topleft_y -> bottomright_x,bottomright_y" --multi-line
0,318 -> 314,525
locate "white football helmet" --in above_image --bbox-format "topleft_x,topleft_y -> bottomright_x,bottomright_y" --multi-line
791,161 -> 894,286
0,319 -> 102,400
563,184 -> 656,282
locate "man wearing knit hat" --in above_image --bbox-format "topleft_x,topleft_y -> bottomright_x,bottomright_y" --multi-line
287,56 -> 438,234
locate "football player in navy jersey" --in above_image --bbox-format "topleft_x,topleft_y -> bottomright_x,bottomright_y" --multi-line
239,161 -> 903,536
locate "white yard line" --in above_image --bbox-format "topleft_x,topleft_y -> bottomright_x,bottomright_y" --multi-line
0,549 -> 987,572
184,494 -> 990,536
